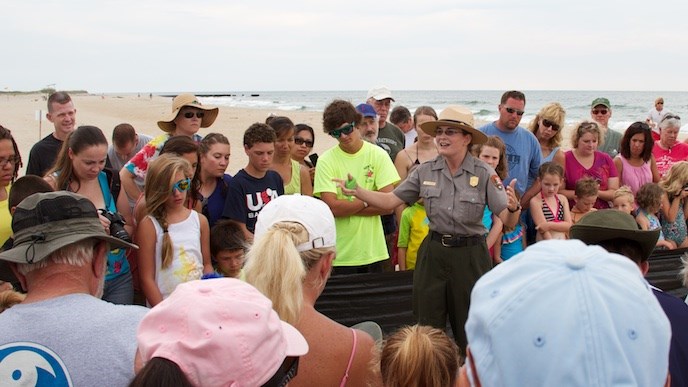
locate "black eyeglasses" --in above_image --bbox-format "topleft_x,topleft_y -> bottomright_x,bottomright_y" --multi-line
592,109 -> 608,115
294,137 -> 314,147
261,357 -> 299,387
0,155 -> 20,167
657,101 -> 664,104
504,107 -> 525,116
183,111 -> 205,119
330,123 -> 355,139
662,114 -> 681,122
541,119 -> 560,131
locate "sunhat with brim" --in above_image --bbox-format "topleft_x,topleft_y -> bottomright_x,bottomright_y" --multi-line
420,105 -> 487,144
0,192 -> 138,264
157,93 -> 219,133
569,210 -> 659,261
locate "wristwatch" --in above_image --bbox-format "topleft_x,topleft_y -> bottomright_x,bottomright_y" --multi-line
508,203 -> 522,213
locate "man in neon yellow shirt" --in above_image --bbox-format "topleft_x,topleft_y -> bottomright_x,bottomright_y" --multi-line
314,100 -> 399,274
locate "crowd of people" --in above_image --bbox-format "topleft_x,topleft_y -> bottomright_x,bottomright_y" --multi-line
0,88 -> 687,386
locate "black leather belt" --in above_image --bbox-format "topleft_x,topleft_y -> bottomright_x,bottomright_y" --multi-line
430,231 -> 484,248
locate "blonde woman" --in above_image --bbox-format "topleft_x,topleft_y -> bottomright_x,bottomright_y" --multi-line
380,325 -> 460,387
137,154 -> 213,306
528,102 -> 566,166
245,195 -> 380,387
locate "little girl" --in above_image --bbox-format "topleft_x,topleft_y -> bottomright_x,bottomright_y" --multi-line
659,161 -> 688,248
636,183 -> 676,250
530,162 -> 572,241
472,136 -> 506,262
137,154 -> 213,306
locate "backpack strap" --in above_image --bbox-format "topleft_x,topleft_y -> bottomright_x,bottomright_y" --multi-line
103,168 -> 121,204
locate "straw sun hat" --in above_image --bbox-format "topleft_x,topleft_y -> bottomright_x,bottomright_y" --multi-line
420,105 -> 487,144
157,93 -> 219,132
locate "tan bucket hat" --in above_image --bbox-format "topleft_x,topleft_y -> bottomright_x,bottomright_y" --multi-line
420,105 -> 487,144
570,210 -> 659,261
157,94 -> 219,132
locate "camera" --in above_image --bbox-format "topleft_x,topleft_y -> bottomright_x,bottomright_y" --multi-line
99,210 -> 132,244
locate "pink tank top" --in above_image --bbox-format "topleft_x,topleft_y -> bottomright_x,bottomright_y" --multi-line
619,156 -> 652,195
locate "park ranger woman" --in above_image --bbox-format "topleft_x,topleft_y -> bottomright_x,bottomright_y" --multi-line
337,105 -> 521,351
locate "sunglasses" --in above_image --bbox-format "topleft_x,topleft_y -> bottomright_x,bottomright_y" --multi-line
172,177 -> 192,193
592,109 -> 608,115
541,119 -> 560,131
182,111 -> 205,119
261,357 -> 299,387
435,127 -> 467,136
504,107 -> 525,116
657,101 -> 664,104
662,114 -> 681,122
330,122 -> 355,139
294,137 -> 314,147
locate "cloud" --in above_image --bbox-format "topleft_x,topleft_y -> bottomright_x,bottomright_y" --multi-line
1,0 -> 687,91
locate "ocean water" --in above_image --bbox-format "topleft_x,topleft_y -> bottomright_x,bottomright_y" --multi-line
199,90 -> 688,133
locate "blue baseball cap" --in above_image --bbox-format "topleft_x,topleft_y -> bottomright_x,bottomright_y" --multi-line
355,103 -> 377,118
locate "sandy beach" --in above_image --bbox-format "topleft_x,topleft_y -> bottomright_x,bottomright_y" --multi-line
0,93 -> 338,176
1,93 -> 597,178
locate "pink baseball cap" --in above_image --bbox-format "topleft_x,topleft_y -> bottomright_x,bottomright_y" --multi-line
136,278 -> 308,387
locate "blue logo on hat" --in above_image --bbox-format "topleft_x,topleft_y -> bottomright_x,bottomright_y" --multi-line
0,343 -> 72,386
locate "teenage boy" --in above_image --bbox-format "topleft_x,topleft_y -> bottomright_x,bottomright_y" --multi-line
222,123 -> 283,240
314,100 -> 399,274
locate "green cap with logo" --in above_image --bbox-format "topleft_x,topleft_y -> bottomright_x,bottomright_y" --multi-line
591,97 -> 611,109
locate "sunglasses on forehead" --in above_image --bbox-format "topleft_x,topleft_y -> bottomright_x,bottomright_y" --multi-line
330,122 -> 355,139
662,114 -> 681,122
183,111 -> 205,119
172,177 -> 192,193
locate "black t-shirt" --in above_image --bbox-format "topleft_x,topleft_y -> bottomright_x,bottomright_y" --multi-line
26,134 -> 63,176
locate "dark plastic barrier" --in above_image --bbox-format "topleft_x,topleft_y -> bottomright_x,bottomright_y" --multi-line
316,249 -> 688,335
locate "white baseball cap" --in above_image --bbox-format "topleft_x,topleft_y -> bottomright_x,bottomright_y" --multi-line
366,86 -> 395,102
254,195 -> 336,252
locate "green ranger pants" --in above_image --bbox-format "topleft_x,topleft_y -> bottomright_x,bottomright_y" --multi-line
412,235 -> 492,352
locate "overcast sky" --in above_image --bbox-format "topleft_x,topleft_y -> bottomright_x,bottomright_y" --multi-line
3,0 -> 687,93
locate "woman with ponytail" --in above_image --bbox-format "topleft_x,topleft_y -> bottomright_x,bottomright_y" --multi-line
137,154 -> 213,306
245,195 -> 381,387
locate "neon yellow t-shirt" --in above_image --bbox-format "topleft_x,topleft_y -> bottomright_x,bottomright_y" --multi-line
397,202 -> 429,270
314,142 -> 400,266
283,159 -> 302,195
